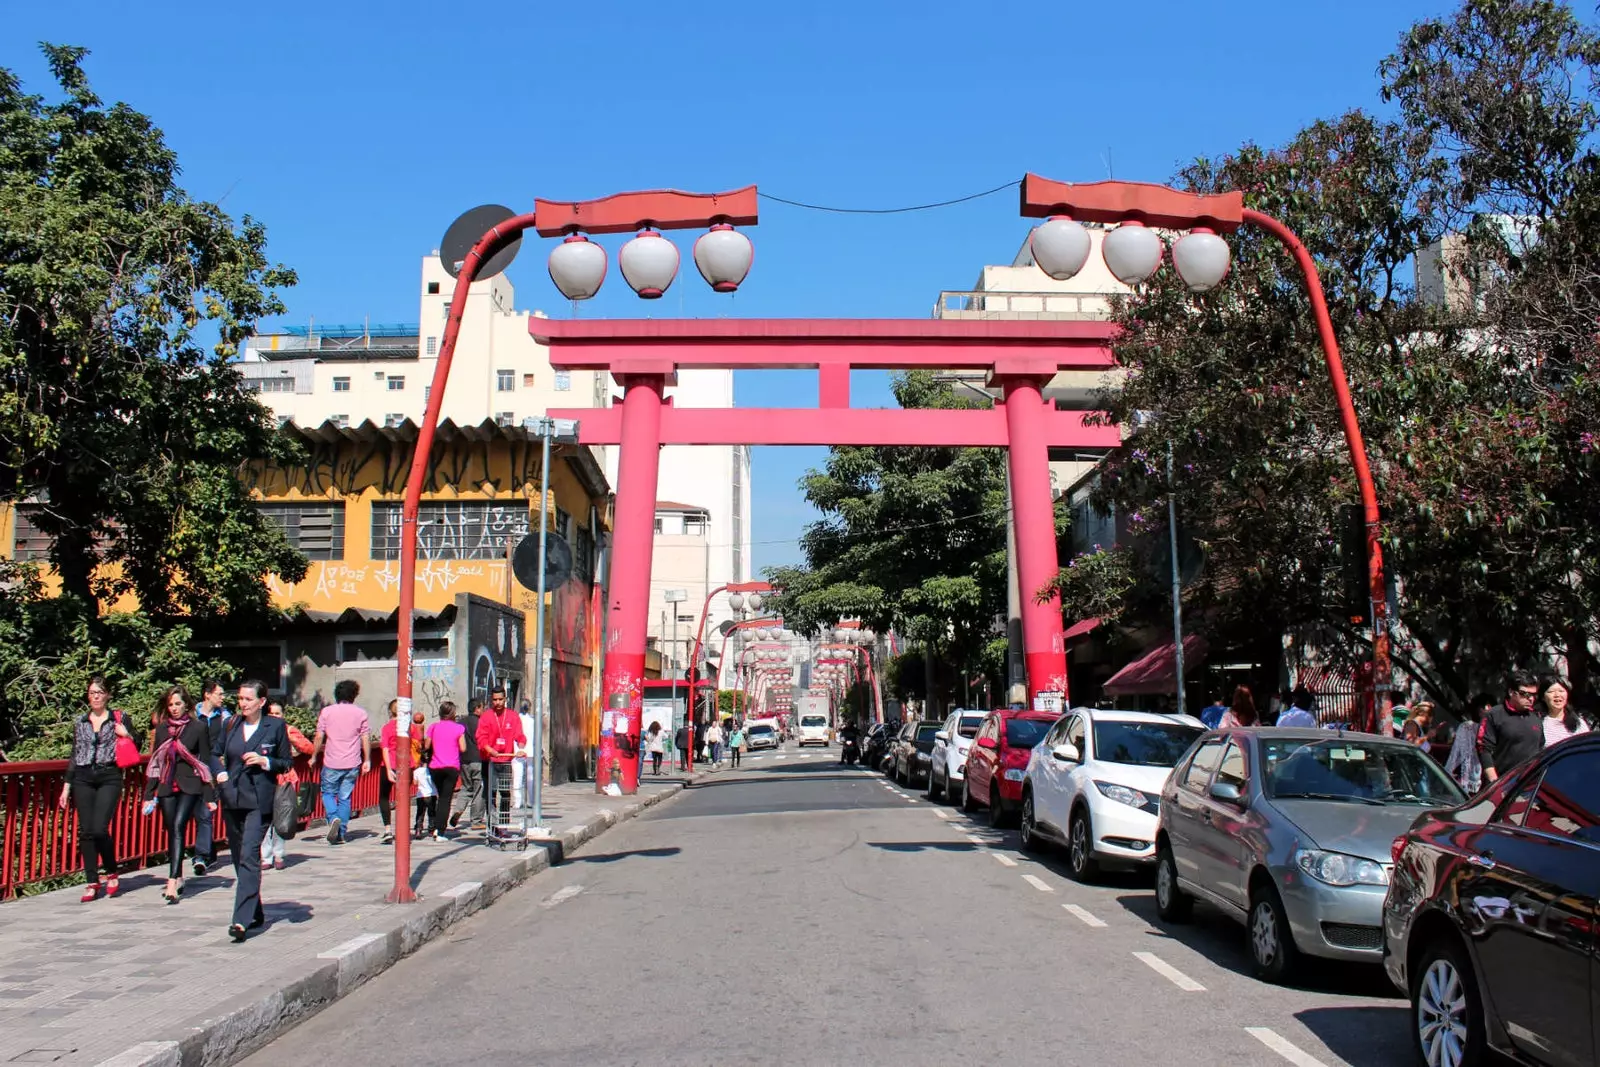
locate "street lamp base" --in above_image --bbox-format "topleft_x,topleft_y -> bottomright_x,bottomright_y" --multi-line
385,887 -> 419,904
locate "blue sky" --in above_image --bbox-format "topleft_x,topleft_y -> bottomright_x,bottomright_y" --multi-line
5,0 -> 1451,571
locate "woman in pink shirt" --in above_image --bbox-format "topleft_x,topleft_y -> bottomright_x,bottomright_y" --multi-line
425,702 -> 467,840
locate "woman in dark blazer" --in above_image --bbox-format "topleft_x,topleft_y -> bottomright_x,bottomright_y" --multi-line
216,679 -> 291,942
144,685 -> 214,904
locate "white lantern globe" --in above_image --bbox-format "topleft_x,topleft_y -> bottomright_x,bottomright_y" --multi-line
746,592 -> 764,611
619,229 -> 679,299
1030,216 -> 1092,280
728,592 -> 745,611
1102,221 -> 1165,284
1172,228 -> 1231,291
547,234 -> 607,300
693,223 -> 754,293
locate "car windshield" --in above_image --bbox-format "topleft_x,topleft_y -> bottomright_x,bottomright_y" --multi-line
801,716 -> 827,727
1004,719 -> 1053,748
957,715 -> 985,738
1262,736 -> 1466,805
1092,721 -> 1203,767
915,725 -> 941,742
749,725 -> 774,735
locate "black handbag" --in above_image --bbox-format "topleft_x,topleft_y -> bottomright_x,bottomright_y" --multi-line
272,781 -> 299,839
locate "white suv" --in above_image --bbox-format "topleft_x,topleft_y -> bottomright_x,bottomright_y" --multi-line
926,710 -> 987,802
1019,708 -> 1203,879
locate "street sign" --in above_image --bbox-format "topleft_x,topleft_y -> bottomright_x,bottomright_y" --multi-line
511,532 -> 573,592
440,204 -> 522,280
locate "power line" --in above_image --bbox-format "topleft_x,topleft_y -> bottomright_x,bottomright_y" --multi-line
757,180 -> 1021,215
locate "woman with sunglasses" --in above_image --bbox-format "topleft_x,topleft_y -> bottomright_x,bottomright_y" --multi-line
57,675 -> 143,901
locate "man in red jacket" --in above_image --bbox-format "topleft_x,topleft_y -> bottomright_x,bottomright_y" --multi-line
474,684 -> 525,824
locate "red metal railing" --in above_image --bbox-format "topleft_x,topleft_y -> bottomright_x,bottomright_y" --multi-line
0,756 -> 383,899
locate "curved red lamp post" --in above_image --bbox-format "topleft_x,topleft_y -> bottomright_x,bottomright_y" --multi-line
684,581 -> 774,769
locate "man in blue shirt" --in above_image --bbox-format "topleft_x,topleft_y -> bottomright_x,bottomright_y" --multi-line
1198,692 -> 1228,730
192,679 -> 230,875
1277,688 -> 1319,728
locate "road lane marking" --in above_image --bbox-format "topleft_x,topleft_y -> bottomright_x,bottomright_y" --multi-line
1062,904 -> 1106,928
904,796 -> 918,803
1245,1028 -> 1331,1067
1133,952 -> 1205,991
965,834 -> 990,844
540,885 -> 585,909
933,810 -> 952,819
1021,874 -> 1055,892
990,852 -> 1018,867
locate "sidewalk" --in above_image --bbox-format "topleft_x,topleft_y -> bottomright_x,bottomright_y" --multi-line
0,773 -> 703,1067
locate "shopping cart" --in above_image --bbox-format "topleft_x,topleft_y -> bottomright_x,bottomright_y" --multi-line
484,761 -> 527,851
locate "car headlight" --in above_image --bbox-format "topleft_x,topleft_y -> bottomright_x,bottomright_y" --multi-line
916,752 -> 930,761
1003,768 -> 1026,781
1294,849 -> 1390,887
1093,781 -> 1150,809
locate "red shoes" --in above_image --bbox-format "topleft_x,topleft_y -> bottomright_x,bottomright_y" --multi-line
104,876 -> 120,898
80,882 -> 100,903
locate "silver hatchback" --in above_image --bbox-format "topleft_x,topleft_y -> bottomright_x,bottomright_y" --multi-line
1154,728 -> 1464,982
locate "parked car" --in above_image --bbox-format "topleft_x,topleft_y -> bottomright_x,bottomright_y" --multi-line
961,709 -> 1058,827
1155,727 -> 1465,982
1384,731 -> 1600,1067
863,723 -> 896,772
891,720 -> 942,786
746,723 -> 779,750
1020,708 -> 1204,879
927,710 -> 987,803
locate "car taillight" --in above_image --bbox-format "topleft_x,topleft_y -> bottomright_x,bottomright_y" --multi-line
1390,834 -> 1407,866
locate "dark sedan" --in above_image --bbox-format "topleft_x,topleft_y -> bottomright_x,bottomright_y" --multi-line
891,720 -> 942,787
1384,731 -> 1600,1067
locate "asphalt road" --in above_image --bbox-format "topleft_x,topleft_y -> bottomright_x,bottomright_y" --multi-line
241,746 -> 1412,1067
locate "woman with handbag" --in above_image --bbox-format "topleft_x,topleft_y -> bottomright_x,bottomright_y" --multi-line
260,700 -> 315,871
57,675 -> 143,902
143,685 -> 215,904
216,680 -> 291,942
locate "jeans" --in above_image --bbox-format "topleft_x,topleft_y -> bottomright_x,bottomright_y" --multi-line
452,763 -> 484,823
223,806 -> 267,929
321,765 -> 359,831
160,792 -> 202,878
711,742 -> 723,765
193,792 -> 216,865
71,769 -> 121,882
260,825 -> 286,864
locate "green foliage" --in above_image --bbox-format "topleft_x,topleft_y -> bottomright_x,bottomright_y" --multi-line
0,44 -> 306,620
1043,548 -> 1140,630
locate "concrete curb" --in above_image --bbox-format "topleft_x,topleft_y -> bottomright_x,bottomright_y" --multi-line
96,781 -> 690,1067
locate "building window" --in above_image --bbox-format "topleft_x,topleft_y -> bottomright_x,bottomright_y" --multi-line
523,373 -> 536,388
424,385 -> 431,403
332,376 -> 351,392
427,281 -> 441,295
331,414 -> 350,428
574,522 -> 595,585
370,501 -> 531,561
387,375 -> 405,391
684,514 -> 707,536
496,412 -> 514,427
257,502 -> 346,560
385,413 -> 405,428
496,369 -> 515,392
336,634 -> 449,664
654,517 -> 663,534
254,377 -> 293,393
426,337 -> 437,355
9,505 -> 115,561
554,370 -> 572,391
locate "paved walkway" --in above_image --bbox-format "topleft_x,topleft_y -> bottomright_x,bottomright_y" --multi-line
0,774 -> 703,1067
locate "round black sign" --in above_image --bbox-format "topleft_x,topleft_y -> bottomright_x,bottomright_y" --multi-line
511,532 -> 574,592
440,204 -> 522,280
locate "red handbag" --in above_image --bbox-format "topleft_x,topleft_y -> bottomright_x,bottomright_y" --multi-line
111,709 -> 142,769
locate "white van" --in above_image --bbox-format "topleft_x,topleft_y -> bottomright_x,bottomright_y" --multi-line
797,713 -> 831,747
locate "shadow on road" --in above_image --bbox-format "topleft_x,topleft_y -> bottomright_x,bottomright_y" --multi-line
1294,1005 -> 1414,1066
570,847 -> 682,864
865,841 -> 980,853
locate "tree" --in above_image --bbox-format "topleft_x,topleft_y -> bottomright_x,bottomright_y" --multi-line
0,44 -> 305,620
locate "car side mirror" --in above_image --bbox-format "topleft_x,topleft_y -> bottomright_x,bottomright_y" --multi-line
935,731 -> 949,742
1210,781 -> 1245,804
1051,743 -> 1081,763
976,736 -> 998,751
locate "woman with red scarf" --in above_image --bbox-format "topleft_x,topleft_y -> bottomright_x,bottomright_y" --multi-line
144,685 -> 215,904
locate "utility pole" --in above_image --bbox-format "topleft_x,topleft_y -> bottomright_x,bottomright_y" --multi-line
1166,441 -> 1186,717
664,589 -> 688,740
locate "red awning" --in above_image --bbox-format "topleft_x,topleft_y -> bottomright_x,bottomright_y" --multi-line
1063,617 -> 1102,642
1102,635 -> 1209,696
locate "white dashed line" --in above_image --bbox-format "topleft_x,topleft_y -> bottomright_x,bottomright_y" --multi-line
990,852 -> 1018,867
933,810 -> 952,820
1133,951 -> 1205,991
1062,904 -> 1106,928
1021,874 -> 1055,893
1245,1028 -> 1331,1067
540,885 -> 584,909
965,834 -> 990,845
904,797 -> 918,803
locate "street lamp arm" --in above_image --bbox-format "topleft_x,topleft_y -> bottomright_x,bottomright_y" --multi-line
1241,207 -> 1391,733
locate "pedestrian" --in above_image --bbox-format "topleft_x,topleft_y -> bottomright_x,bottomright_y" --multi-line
1198,691 -> 1228,730
260,701 -> 314,870
450,699 -> 486,830
1276,688 -> 1318,728
57,675 -> 142,902
512,700 -> 536,809
475,684 -> 525,822
1536,681 -> 1587,748
191,679 -> 230,876
673,722 -> 690,772
645,722 -> 666,775
1445,694 -> 1488,794
1403,702 -> 1437,753
312,679 -> 371,845
143,685 -> 215,904
728,723 -> 746,768
217,680 -> 291,943
705,719 -> 725,766
378,699 -> 400,844
408,707 -> 432,839
1478,671 -> 1546,784
1218,686 -> 1259,728
425,702 -> 465,840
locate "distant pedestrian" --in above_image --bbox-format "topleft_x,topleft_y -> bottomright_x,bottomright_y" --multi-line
260,701 -> 314,870
1445,694 -> 1488,794
450,699 -> 486,829
705,720 -> 725,766
728,724 -> 746,768
1276,689 -> 1318,728
673,723 -> 690,771
58,675 -> 143,902
1198,692 -> 1228,730
425,702 -> 466,840
312,679 -> 371,845
1218,686 -> 1258,728
378,700 -> 400,844
646,722 -> 665,775
218,680 -> 291,942
1540,677 -> 1589,746
512,700 -> 537,809
1478,671 -> 1545,784
1403,702 -> 1436,753
191,679 -> 230,876
144,685 -> 215,904
475,684 -> 525,821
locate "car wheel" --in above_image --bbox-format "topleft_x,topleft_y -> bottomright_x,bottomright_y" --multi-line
927,765 -> 943,802
961,777 -> 977,814
1067,808 -> 1099,881
1154,843 -> 1192,923
1248,883 -> 1300,983
1019,792 -> 1044,853
1411,935 -> 1486,1067
988,785 -> 1008,828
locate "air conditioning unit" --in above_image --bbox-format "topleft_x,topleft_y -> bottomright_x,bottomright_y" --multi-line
374,371 -> 386,379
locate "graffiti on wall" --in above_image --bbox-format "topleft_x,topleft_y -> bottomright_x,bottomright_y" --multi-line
248,433 -> 551,498
465,596 -> 524,709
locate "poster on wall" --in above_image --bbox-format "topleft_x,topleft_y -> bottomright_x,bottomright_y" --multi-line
641,698 -> 680,736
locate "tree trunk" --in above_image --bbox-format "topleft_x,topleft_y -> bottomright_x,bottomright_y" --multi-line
923,644 -> 942,719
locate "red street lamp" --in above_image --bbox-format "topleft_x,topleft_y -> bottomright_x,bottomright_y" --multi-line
685,580 -> 774,769
1020,174 -> 1393,732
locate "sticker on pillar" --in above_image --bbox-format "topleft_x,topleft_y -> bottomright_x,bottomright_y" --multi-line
601,710 -> 616,735
1033,692 -> 1063,714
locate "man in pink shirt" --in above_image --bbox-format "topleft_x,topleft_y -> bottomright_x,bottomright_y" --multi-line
312,679 -> 372,844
